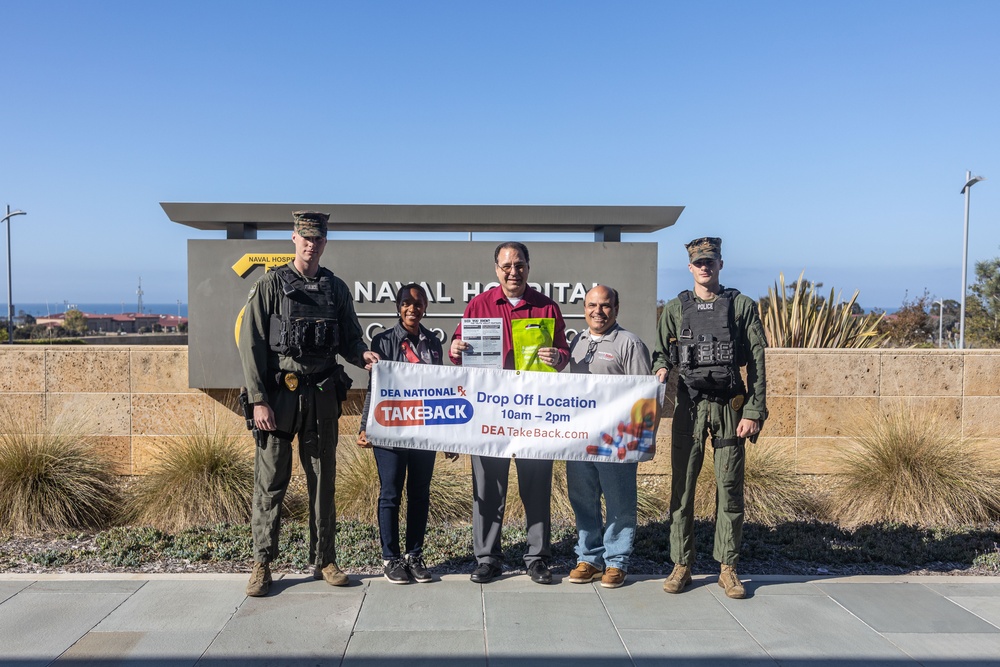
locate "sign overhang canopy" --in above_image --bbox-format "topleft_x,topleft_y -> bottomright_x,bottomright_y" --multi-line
161,202 -> 683,239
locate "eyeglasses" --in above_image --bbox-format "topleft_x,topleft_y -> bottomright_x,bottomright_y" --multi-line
496,262 -> 528,274
583,338 -> 599,364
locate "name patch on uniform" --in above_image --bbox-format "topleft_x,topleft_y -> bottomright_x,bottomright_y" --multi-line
696,303 -> 715,311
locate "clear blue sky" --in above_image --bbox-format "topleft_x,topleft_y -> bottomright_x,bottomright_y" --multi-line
4,1 -> 998,310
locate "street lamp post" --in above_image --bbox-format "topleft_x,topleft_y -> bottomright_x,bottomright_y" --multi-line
1,205 -> 27,344
959,171 -> 986,349
933,299 -> 944,348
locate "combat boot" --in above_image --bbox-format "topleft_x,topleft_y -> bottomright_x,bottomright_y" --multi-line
719,564 -> 745,599
662,563 -> 692,594
314,562 -> 349,587
246,562 -> 272,597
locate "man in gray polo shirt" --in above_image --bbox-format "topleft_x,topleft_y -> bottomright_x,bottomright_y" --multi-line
566,285 -> 652,588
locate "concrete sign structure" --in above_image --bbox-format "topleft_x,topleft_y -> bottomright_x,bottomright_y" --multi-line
164,204 -> 683,389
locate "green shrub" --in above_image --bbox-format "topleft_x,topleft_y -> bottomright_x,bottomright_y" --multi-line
123,419 -> 254,532
829,404 -> 1000,527
0,408 -> 120,534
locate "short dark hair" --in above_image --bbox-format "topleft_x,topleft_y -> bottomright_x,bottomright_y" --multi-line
395,283 -> 428,312
494,242 -> 529,265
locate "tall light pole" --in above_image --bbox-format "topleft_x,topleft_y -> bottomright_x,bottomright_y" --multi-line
2,206 -> 27,344
959,171 -> 986,349
933,299 -> 944,348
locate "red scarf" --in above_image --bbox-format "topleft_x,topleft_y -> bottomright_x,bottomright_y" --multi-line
401,339 -> 423,364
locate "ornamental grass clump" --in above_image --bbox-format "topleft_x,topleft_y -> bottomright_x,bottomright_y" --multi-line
335,437 -> 471,525
828,405 -> 1000,528
335,437 -> 381,524
124,417 -> 254,532
694,441 -> 811,525
0,407 -> 119,534
507,460 -> 668,524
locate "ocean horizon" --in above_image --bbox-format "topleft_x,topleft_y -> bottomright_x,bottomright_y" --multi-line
12,303 -> 188,318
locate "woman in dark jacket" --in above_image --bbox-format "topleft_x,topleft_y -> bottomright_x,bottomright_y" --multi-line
358,283 -> 455,583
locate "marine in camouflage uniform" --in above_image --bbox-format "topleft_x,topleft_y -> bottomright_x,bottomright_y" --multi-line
239,210 -> 379,597
652,237 -> 767,600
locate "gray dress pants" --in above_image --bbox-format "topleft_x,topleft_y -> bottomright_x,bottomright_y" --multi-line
471,455 -> 552,566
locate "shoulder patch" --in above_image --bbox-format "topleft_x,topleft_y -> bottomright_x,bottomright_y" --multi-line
246,284 -> 257,301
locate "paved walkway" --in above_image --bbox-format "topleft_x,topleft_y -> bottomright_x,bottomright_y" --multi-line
1,572 -> 999,666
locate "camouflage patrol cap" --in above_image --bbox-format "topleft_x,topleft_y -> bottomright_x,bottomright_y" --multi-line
685,237 -> 722,262
292,211 -> 329,238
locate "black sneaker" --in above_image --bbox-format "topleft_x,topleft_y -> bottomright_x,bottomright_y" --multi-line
384,558 -> 410,584
470,562 -> 502,584
406,554 -> 432,583
527,560 -> 552,584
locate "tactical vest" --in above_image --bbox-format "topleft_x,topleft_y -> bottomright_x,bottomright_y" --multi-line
268,265 -> 340,360
676,288 -> 741,400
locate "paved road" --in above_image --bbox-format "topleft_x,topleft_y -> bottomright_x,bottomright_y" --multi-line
2,573 -> 999,666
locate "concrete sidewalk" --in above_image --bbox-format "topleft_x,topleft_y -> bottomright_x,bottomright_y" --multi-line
1,572 -> 998,666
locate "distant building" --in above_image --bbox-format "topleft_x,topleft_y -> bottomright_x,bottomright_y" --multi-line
36,312 -> 188,334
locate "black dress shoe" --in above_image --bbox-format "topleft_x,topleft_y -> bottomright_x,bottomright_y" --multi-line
527,560 -> 552,584
470,562 -> 502,583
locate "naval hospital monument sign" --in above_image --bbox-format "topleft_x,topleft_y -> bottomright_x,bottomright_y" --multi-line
162,203 -> 683,389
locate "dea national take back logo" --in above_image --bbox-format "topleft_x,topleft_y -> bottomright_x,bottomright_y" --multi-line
374,398 -> 474,427
232,254 -> 296,346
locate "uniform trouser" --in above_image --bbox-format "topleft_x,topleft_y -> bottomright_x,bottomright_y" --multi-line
471,455 -> 552,566
252,383 -> 340,566
669,391 -> 746,567
566,460 -> 638,572
372,446 -> 437,560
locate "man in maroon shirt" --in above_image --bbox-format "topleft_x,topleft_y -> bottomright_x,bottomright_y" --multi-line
450,242 -> 569,584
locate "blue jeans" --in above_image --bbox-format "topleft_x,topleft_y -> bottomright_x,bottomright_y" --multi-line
566,461 -> 638,572
372,446 -> 437,560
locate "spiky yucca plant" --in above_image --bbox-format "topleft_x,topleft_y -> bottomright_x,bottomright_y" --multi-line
124,419 -> 254,532
0,408 -> 119,534
693,441 -> 811,525
829,405 -> 1000,527
762,272 -> 886,348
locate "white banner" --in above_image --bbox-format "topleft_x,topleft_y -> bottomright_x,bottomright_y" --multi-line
366,360 -> 664,462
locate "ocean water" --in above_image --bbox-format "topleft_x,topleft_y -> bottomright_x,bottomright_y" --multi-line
11,303 -> 188,317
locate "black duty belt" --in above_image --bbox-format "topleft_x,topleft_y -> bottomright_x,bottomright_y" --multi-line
273,370 -> 333,392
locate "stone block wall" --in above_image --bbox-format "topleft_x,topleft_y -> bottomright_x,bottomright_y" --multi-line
639,348 -> 1000,478
1,346 -> 997,478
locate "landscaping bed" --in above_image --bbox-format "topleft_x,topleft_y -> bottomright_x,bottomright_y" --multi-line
3,519 -> 998,577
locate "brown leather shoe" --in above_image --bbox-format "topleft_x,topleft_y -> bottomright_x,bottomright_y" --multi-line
601,567 -> 626,589
568,562 -> 603,583
662,563 -> 692,594
719,564 -> 745,599
314,562 -> 349,587
246,562 -> 272,597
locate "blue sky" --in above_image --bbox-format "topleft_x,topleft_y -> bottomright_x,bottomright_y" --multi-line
3,1 -> 998,310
